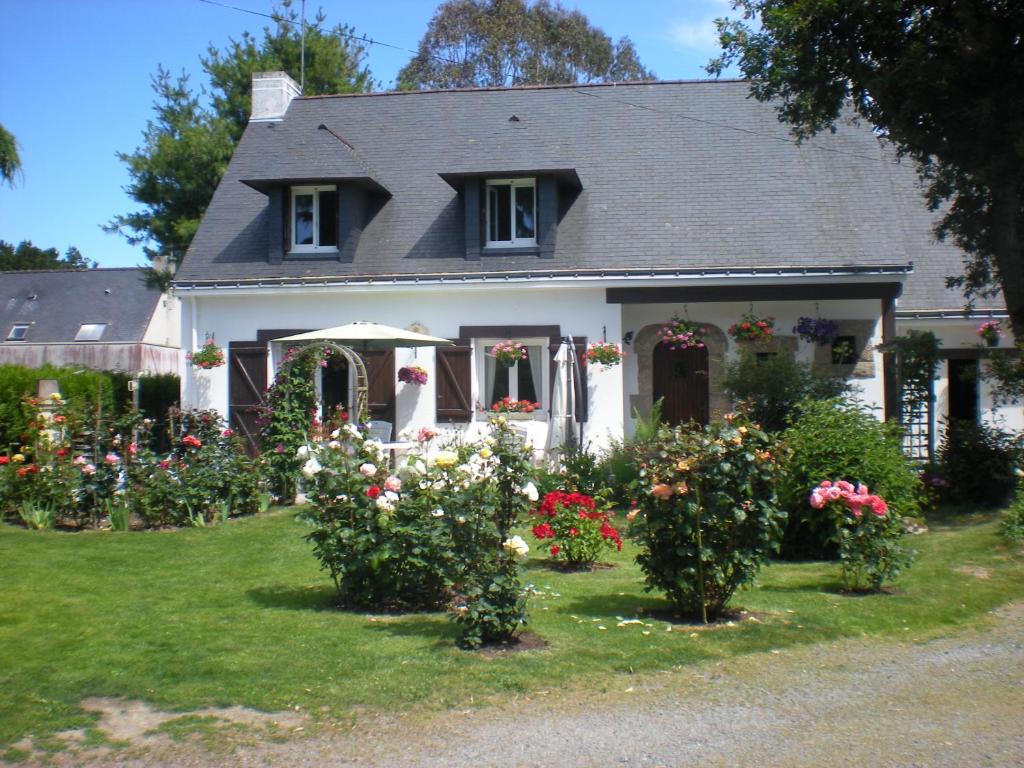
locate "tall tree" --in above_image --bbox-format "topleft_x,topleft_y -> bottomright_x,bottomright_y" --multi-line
709,1 -> 1024,338
0,123 -> 21,187
398,0 -> 653,89
107,1 -> 373,286
0,240 -> 95,271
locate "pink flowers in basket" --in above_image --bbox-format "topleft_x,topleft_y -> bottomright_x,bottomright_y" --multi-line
398,365 -> 428,385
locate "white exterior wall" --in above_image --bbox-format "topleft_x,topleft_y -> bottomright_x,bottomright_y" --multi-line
621,298 -> 886,434
897,318 -> 1024,435
142,293 -> 181,349
181,284 -> 624,450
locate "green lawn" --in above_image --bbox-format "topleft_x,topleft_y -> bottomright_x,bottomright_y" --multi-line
1,508 -> 1022,752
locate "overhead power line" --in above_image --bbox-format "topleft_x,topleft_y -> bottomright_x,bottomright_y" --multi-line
197,0 -> 458,65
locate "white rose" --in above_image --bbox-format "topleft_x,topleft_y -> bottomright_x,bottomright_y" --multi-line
521,481 -> 539,502
296,445 -> 310,459
363,439 -> 385,459
330,428 -> 341,439
502,535 -> 530,559
301,457 -> 322,479
431,508 -> 445,518
375,495 -> 394,512
359,462 -> 377,477
343,424 -> 362,440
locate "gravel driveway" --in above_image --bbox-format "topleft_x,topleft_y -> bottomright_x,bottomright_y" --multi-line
62,602 -> 1024,768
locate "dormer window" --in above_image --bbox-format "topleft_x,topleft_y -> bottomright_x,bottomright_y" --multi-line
291,185 -> 338,253
486,178 -> 536,247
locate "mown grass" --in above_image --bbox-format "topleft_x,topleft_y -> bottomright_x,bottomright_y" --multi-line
1,506 -> 1022,752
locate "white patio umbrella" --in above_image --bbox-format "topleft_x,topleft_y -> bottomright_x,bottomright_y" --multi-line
274,321 -> 453,350
545,337 -> 582,463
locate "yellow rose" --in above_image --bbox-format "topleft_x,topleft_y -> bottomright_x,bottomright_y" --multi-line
479,447 -> 493,459
12,453 -> 25,464
433,450 -> 459,469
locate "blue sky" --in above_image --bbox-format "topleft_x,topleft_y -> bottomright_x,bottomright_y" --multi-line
0,0 -> 737,268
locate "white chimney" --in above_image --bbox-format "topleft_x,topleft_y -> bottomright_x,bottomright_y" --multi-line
250,71 -> 301,122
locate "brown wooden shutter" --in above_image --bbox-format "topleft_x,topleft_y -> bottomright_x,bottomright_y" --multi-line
362,348 -> 396,425
548,336 -> 588,423
228,341 -> 268,456
436,341 -> 473,422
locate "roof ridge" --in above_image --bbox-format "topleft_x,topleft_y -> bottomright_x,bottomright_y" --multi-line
0,267 -> 145,275
298,78 -> 749,102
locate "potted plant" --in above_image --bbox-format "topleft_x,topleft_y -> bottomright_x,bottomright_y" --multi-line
728,313 -> 775,343
187,335 -> 225,370
585,341 -> 623,368
794,316 -> 839,346
489,340 -> 528,368
657,317 -> 707,350
397,365 -> 428,385
977,320 -> 1002,348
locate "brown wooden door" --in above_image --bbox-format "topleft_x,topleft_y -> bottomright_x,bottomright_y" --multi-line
652,344 -> 709,426
362,348 -> 396,425
228,341 -> 268,455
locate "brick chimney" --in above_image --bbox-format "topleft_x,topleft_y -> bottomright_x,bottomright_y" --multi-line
250,71 -> 301,121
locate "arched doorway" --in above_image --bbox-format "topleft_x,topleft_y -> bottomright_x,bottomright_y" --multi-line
652,344 -> 709,426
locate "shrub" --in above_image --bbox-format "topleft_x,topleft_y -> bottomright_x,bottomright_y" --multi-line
630,413 -> 785,622
1002,477 -> 1024,544
299,425 -> 456,610
721,349 -> 848,433
778,398 -> 922,560
530,490 -> 622,567
938,419 -> 1021,508
126,410 -> 261,527
809,481 -> 912,591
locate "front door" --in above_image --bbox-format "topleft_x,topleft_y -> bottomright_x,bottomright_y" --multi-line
652,344 -> 709,426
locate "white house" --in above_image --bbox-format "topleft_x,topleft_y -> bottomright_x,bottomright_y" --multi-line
173,72 -> 1020,455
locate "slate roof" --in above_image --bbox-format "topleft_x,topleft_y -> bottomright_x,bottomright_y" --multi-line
0,269 -> 162,344
175,79 -> 1000,313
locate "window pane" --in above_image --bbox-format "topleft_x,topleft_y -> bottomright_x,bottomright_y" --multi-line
318,190 -> 338,247
515,184 -> 535,240
7,325 -> 28,341
489,185 -> 511,242
294,194 -> 314,245
75,323 -> 106,341
517,353 -> 538,403
486,346 -> 510,405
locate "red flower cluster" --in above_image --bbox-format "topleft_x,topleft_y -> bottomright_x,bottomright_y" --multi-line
16,464 -> 39,478
489,396 -> 541,413
181,434 -> 202,449
531,491 -> 623,554
538,490 -> 596,517
366,485 -> 381,499
0,456 -> 8,465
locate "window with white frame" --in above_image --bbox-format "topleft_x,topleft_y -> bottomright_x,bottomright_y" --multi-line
479,339 -> 546,412
6,324 -> 29,341
291,185 -> 338,252
485,178 -> 536,247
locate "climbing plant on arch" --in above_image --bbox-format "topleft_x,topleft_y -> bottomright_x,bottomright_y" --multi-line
260,342 -> 369,501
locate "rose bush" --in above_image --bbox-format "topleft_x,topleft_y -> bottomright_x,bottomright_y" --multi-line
530,490 -> 621,567
629,412 -> 785,622
809,480 -> 912,591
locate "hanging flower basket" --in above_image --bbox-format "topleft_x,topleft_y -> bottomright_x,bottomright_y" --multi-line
187,336 -> 225,369
977,320 -> 1002,348
728,313 -> 775,343
794,316 -> 839,346
490,340 -> 528,368
585,341 -> 623,368
657,316 -> 707,350
397,365 -> 428,385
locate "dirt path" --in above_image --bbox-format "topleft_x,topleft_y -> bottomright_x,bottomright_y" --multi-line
52,603 -> 1024,767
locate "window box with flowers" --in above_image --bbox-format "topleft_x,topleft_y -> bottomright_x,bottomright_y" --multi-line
977,320 -> 1002,348
657,316 -> 707,350
485,396 -> 542,420
728,313 -> 775,344
187,336 -> 225,370
585,341 -> 623,368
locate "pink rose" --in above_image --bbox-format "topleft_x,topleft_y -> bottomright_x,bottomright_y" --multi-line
384,475 -> 402,492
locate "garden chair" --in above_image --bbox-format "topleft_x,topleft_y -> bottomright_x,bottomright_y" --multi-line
367,420 -> 393,443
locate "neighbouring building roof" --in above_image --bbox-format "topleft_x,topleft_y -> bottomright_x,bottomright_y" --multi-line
175,78 -> 1000,313
0,268 -> 163,345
